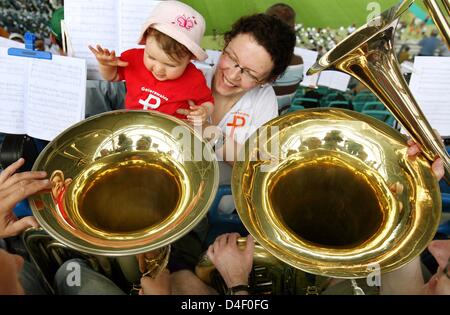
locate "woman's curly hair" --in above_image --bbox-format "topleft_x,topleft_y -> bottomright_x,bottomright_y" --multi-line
223,14 -> 296,82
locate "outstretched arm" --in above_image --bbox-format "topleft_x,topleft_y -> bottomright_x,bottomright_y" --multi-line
88,45 -> 128,81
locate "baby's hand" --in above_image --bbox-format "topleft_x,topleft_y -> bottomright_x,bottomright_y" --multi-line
88,45 -> 128,67
186,101 -> 213,126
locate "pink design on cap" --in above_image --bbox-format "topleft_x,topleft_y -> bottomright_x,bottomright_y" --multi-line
176,15 -> 195,30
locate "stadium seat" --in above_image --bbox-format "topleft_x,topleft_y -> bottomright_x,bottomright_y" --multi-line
362,101 -> 385,112
361,110 -> 395,126
352,93 -> 377,112
291,97 -> 319,108
327,100 -> 352,110
287,104 -> 305,113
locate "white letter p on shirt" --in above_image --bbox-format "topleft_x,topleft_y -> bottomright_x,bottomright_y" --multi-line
139,94 -> 161,110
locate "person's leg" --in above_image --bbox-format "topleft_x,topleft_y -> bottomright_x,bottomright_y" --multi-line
54,258 -> 125,295
168,221 -> 207,273
170,270 -> 218,295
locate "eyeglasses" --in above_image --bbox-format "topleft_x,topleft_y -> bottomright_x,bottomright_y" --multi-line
222,48 -> 265,84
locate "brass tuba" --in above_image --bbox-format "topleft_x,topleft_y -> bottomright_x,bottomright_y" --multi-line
29,111 -> 218,274
232,0 -> 447,279
308,0 -> 450,182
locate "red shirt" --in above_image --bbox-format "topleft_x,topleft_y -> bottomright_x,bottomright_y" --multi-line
118,49 -> 213,119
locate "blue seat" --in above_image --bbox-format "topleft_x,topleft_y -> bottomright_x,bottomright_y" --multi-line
362,101 -> 385,111
327,100 -> 352,110
291,97 -> 319,108
362,110 -> 395,126
319,93 -> 338,107
287,104 -> 305,113
352,93 -> 377,112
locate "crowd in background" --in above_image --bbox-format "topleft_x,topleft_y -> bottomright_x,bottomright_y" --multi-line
1,0 -> 449,59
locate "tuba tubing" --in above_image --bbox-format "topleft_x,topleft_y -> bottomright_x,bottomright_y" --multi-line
308,0 -> 450,183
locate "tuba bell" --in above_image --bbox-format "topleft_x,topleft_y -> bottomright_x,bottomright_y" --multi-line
28,110 -> 218,275
232,0 -> 447,279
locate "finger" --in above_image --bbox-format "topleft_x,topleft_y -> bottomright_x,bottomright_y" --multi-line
0,179 -> 51,213
187,110 -> 203,117
1,171 -> 48,192
88,45 -> 99,55
96,45 -> 105,54
187,100 -> 197,107
111,50 -> 116,59
407,143 -> 421,157
5,216 -> 39,238
176,108 -> 191,116
189,119 -> 204,127
117,59 -> 129,67
104,48 -> 111,55
228,233 -> 240,248
217,233 -> 228,247
431,158 -> 444,181
213,235 -> 224,253
245,234 -> 255,255
0,158 -> 25,185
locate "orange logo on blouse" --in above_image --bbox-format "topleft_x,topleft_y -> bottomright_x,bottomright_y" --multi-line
227,114 -> 246,139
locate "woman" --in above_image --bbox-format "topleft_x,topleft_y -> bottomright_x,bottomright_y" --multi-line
179,13 -> 296,167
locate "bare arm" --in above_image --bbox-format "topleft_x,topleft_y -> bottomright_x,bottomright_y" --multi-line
88,45 -> 128,81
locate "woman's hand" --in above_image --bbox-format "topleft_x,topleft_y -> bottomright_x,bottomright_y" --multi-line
407,139 -> 445,180
0,158 -> 51,238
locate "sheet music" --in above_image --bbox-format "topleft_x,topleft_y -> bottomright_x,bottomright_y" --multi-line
0,49 -> 28,134
0,47 -> 86,140
409,56 -> 450,136
65,0 -> 118,80
0,37 -> 25,48
118,0 -> 161,52
317,71 -> 351,92
25,55 -> 86,141
294,47 -> 319,87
